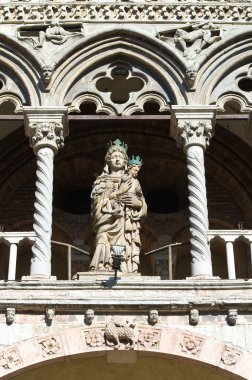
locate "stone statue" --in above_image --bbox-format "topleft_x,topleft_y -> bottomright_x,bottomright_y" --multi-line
90,139 -> 147,273
148,309 -> 159,325
84,309 -> 95,325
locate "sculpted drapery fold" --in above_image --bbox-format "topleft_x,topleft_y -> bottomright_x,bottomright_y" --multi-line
90,140 -> 147,273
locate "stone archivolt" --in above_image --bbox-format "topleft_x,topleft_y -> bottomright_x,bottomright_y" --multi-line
0,326 -> 249,378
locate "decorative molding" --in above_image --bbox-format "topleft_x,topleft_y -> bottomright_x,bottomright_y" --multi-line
138,328 -> 161,350
221,345 -> 241,366
0,4 -> 252,23
180,334 -> 204,356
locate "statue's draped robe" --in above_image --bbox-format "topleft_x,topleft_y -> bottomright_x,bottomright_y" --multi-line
90,173 -> 147,272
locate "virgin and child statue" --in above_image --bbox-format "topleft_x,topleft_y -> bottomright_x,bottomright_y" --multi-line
90,139 -> 147,273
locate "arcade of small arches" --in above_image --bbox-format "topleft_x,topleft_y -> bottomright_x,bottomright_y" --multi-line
0,27 -> 252,281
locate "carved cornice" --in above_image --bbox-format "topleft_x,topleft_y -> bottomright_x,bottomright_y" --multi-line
0,3 -> 252,24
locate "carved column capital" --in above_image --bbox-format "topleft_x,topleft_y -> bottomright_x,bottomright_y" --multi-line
23,107 -> 68,154
171,106 -> 216,151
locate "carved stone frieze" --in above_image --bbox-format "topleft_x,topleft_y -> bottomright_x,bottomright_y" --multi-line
221,345 -> 241,366
0,348 -> 22,370
85,329 -> 105,347
105,318 -> 137,350
138,328 -> 160,350
180,334 -> 204,356
0,4 -> 252,23
39,337 -> 61,356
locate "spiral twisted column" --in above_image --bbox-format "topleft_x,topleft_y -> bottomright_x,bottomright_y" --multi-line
171,106 -> 216,278
24,108 -> 68,278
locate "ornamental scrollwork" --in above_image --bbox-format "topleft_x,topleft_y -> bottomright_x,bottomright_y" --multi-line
0,4 -> 251,23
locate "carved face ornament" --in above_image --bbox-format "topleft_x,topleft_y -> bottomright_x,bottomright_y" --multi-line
85,309 -> 95,324
149,310 -> 158,324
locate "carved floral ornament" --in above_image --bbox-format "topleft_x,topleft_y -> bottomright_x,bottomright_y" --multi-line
28,122 -> 64,153
1,4 -> 252,23
39,337 -> 61,356
177,120 -> 213,149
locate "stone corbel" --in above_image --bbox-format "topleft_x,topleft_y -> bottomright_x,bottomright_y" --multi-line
6,307 -> 15,325
46,307 -> 55,325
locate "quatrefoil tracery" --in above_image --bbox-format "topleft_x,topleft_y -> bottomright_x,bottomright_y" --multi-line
95,64 -> 146,104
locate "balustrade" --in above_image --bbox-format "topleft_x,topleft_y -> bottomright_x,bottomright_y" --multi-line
0,232 -> 89,281
1,230 -> 251,280
207,230 -> 252,279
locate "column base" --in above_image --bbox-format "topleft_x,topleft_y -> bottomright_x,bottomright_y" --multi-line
21,275 -> 57,281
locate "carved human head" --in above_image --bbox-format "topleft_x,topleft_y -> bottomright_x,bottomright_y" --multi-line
105,139 -> 128,173
6,308 -> 15,325
46,308 -> 55,324
189,308 -> 199,325
42,64 -> 55,84
85,309 -> 95,325
228,309 -> 238,326
128,156 -> 142,178
186,67 -> 197,83
149,309 -> 159,325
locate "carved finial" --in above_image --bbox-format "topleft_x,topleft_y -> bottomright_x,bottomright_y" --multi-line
227,309 -> 238,326
46,307 -> 55,325
84,309 -> 95,325
148,309 -> 159,325
189,308 -> 199,325
6,308 -> 15,325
